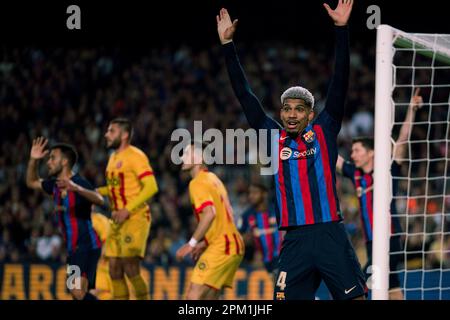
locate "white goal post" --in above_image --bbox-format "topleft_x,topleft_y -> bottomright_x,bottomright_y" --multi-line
373,25 -> 450,300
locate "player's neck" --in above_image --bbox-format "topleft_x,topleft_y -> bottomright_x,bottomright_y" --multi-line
362,161 -> 374,174
116,142 -> 131,154
190,165 -> 206,179
57,168 -> 73,180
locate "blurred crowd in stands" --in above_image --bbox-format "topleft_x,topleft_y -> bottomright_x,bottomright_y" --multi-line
1,40 -> 449,272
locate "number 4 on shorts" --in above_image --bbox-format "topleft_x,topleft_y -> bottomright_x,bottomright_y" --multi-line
276,271 -> 287,291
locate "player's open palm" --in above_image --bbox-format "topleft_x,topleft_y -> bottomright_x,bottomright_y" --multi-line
323,0 -> 354,26
217,8 -> 238,45
30,137 -> 49,160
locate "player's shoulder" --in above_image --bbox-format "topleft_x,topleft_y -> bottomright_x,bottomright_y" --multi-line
189,171 -> 213,189
73,174 -> 94,189
72,173 -> 89,184
126,145 -> 146,156
127,145 -> 149,160
312,109 -> 340,132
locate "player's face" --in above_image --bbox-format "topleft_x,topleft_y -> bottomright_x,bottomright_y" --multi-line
46,149 -> 64,177
351,142 -> 374,168
248,186 -> 266,206
280,98 -> 314,134
181,145 -> 202,171
104,124 -> 122,149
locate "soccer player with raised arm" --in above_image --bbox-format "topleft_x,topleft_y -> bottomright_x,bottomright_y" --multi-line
97,118 -> 158,300
26,138 -> 104,300
176,143 -> 245,300
336,89 -> 424,300
218,0 -> 367,300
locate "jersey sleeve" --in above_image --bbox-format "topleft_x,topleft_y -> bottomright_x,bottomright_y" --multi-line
189,181 -> 214,214
41,179 -> 55,195
313,109 -> 341,136
76,176 -> 94,191
130,151 -> 154,181
342,160 -> 356,179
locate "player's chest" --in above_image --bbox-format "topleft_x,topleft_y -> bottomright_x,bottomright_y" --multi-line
106,160 -> 132,184
278,128 -> 320,162
52,187 -> 78,213
354,173 -> 374,198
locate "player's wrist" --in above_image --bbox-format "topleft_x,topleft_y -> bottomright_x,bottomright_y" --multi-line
188,237 -> 198,248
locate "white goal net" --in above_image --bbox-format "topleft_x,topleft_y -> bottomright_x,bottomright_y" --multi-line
373,25 -> 450,300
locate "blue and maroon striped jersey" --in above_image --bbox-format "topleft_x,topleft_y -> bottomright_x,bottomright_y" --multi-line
274,112 -> 343,227
224,26 -> 349,229
42,174 -> 102,254
239,207 -> 282,264
342,161 -> 403,242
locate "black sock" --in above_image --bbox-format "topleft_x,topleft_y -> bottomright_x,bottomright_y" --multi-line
83,292 -> 98,300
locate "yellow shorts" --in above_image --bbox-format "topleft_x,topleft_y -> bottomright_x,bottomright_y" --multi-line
105,208 -> 151,258
190,248 -> 243,290
95,258 -> 113,300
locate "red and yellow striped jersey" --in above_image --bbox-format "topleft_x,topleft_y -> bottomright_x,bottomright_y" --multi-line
105,145 -> 154,215
189,169 -> 244,256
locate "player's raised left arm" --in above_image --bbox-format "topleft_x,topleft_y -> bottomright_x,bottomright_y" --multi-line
26,137 -> 49,191
322,0 -> 352,124
176,206 -> 216,260
393,88 -> 423,163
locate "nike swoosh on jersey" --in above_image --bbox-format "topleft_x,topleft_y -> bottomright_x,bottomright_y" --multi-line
344,286 -> 357,294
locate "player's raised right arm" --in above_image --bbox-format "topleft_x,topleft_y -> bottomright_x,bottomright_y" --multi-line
26,137 -> 49,191
218,8 -> 278,130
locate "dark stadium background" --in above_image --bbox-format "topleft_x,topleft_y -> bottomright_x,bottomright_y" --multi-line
0,0 -> 449,300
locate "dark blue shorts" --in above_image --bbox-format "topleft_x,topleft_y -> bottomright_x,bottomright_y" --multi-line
67,248 -> 101,290
274,221 -> 367,300
364,235 -> 403,290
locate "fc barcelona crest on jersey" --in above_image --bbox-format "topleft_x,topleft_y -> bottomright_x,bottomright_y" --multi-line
303,130 -> 315,143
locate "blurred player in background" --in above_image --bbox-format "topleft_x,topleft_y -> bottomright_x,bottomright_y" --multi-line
336,89 -> 424,300
238,183 -> 282,276
218,1 -> 367,300
97,118 -> 158,300
26,137 -> 103,300
176,143 -> 245,300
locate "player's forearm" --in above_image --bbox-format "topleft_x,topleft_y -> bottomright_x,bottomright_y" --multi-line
394,107 -> 417,160
124,175 -> 158,213
191,207 -> 215,242
26,158 -> 41,189
223,42 -> 269,129
74,185 -> 104,206
397,107 -> 417,144
324,26 -> 350,124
